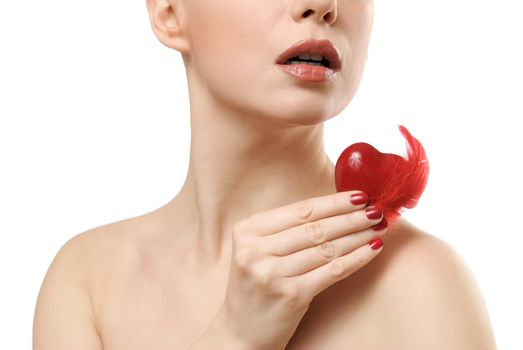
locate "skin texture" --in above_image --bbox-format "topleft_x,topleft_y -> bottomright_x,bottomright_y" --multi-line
148,0 -> 374,262
33,0 -> 498,349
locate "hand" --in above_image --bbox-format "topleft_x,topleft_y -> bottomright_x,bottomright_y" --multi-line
213,190 -> 387,350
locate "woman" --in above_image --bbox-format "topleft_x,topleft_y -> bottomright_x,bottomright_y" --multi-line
33,0 -> 497,349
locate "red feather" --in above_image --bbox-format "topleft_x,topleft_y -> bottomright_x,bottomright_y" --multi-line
335,125 -> 429,228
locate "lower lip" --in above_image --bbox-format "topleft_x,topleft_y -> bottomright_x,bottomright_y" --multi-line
276,63 -> 337,82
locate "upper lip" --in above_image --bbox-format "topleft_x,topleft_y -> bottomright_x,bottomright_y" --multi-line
275,38 -> 342,70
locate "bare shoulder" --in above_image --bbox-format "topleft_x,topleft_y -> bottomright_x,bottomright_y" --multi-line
33,215 -> 145,349
58,216 -> 143,278
64,208 -> 171,269
287,218 -> 498,350
50,215 -> 154,314
35,215 -> 140,298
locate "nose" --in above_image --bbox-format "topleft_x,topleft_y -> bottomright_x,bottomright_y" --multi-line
292,0 -> 337,25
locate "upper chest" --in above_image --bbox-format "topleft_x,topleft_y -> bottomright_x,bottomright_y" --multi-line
91,255 -> 386,350
88,225 -> 400,350
91,243 -> 230,349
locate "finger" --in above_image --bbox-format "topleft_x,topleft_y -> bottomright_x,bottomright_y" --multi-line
246,191 -> 369,236
264,207 -> 384,257
276,220 -> 387,277
290,238 -> 384,298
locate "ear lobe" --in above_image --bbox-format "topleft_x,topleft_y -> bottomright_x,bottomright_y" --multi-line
145,0 -> 190,53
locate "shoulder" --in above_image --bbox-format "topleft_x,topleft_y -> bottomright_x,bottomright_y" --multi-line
45,215 -> 151,314
33,218 -> 136,349
353,220 -> 496,348
57,217 -> 142,279
374,220 -> 497,348
288,218 -> 498,350
37,219 -> 131,291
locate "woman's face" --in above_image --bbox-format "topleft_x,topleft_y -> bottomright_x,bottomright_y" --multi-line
180,0 -> 374,126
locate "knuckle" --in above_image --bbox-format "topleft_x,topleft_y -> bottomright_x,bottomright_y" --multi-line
282,285 -> 308,308
330,259 -> 345,278
295,199 -> 313,220
329,192 -> 342,211
234,246 -> 257,268
345,212 -> 358,229
232,219 -> 251,237
305,221 -> 325,244
317,241 -> 336,261
254,265 -> 276,287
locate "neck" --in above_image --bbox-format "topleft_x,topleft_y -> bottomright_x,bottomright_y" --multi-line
164,78 -> 338,266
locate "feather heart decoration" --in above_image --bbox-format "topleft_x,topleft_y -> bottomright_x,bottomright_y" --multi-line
335,125 -> 429,228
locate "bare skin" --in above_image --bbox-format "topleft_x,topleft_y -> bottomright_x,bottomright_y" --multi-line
33,0 -> 498,348
82,197 -> 418,350
42,200 -> 495,349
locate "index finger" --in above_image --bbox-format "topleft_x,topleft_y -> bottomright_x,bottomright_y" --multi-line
246,190 -> 369,236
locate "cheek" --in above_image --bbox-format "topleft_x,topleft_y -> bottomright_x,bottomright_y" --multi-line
335,5 -> 374,106
188,5 -> 238,79
188,2 -> 271,106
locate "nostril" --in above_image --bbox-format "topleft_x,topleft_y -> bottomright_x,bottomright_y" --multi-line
303,9 -> 314,18
302,9 -> 334,23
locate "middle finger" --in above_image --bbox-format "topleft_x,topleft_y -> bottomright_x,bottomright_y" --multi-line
264,206 -> 385,257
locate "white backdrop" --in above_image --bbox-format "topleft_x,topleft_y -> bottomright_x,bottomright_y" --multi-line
1,0 -> 521,349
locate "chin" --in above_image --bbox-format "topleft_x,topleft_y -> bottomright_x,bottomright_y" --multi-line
264,108 -> 336,127
259,97 -> 341,126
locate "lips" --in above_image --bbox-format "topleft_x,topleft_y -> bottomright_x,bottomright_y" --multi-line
275,38 -> 342,71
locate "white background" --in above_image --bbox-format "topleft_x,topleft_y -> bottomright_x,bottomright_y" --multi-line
1,0 -> 522,348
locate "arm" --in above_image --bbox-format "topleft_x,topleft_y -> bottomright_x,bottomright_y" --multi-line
33,234 -> 103,350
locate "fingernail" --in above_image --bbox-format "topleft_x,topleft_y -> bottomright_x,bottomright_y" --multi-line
350,192 -> 368,205
372,218 -> 388,231
365,207 -> 383,220
368,238 -> 384,250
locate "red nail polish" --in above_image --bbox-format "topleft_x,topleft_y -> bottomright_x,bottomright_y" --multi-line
368,238 -> 384,250
350,193 -> 368,205
372,218 -> 388,231
365,207 -> 382,220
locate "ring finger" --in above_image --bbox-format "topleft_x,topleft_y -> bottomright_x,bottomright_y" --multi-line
276,221 -> 387,277
265,207 -> 384,257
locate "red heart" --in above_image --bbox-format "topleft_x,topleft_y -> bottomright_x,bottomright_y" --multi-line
335,125 -> 429,226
